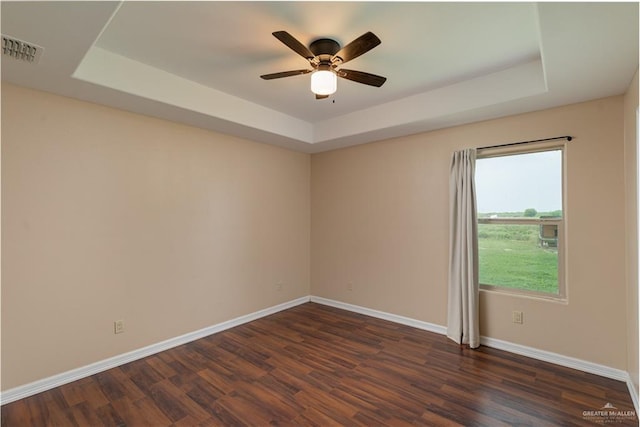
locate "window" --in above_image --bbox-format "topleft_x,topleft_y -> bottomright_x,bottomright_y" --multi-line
475,144 -> 565,299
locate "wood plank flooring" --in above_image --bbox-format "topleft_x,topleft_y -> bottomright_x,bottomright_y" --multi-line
2,302 -> 637,426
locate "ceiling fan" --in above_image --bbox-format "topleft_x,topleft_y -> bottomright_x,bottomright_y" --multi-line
260,31 -> 387,99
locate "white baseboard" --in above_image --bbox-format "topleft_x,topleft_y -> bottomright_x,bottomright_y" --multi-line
311,295 -> 638,413
3,294 -> 637,415
309,296 -> 447,335
479,336 -> 629,381
0,296 -> 310,405
626,374 -> 640,415
482,336 -> 639,414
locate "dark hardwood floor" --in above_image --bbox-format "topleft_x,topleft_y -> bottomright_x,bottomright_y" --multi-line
2,302 -> 637,426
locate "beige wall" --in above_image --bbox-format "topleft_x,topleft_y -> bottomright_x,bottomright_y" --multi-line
2,80 -> 634,391
312,96 -> 628,369
624,69 -> 639,394
1,84 -> 311,390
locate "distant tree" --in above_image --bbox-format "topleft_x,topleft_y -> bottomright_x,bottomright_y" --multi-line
523,208 -> 537,217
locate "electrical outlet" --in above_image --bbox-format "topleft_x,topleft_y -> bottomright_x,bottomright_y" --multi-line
347,282 -> 353,291
276,282 -> 283,291
114,320 -> 125,334
512,311 -> 523,324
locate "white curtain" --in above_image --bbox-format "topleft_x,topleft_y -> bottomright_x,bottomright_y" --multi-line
446,148 -> 480,348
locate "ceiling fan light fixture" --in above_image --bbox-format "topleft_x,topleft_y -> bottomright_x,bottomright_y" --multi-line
311,69 -> 337,95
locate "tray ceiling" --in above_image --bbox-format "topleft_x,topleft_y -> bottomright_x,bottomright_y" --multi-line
2,2 -> 638,153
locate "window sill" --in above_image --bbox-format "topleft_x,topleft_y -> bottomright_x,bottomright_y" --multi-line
480,287 -> 568,304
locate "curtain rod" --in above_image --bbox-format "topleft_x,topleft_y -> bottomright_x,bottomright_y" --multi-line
479,135 -> 572,150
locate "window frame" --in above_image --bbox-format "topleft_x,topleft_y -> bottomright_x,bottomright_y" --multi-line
476,142 -> 567,301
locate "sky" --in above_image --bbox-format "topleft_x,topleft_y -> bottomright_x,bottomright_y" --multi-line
475,150 -> 562,213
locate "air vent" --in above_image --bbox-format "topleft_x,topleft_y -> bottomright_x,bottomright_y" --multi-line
2,35 -> 43,64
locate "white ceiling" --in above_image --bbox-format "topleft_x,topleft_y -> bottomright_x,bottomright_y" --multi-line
1,2 -> 638,153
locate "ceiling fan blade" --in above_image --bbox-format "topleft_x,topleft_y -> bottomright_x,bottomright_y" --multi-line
337,69 -> 387,87
333,32 -> 381,64
260,69 -> 313,80
272,31 -> 315,60
315,94 -> 329,100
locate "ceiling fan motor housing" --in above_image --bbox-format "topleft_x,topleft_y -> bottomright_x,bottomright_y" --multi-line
309,38 -> 340,57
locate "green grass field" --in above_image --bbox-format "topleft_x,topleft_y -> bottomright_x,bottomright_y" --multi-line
478,222 -> 559,294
